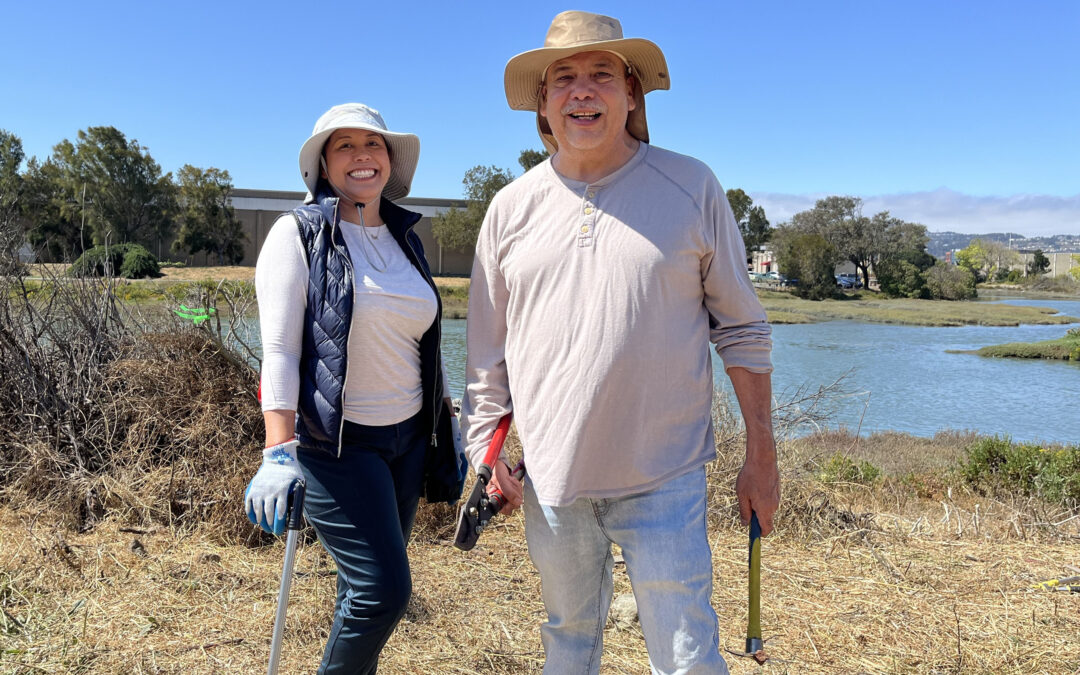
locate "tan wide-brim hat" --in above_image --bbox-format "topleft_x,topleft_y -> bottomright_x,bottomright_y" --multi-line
298,103 -> 419,203
504,10 -> 670,153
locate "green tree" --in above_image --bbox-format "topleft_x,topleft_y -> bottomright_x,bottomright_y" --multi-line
794,196 -> 890,289
1027,249 -> 1050,276
874,219 -> 934,298
172,165 -> 246,264
0,130 -> 23,226
518,149 -> 549,172
1071,255 -> 1080,282
956,238 -> 1019,283
725,188 -> 771,258
50,126 -> 176,250
432,164 -> 515,252
0,130 -> 26,272
772,227 -> 837,300
876,250 -> 934,298
787,197 -> 859,284
22,158 -> 81,261
880,219 -> 929,260
925,262 -> 977,300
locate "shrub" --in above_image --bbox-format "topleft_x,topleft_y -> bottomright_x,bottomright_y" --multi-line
959,436 -> 1080,507
1029,274 -> 1080,294
119,245 -> 160,279
876,259 -> 929,298
69,243 -> 160,279
818,453 -> 881,484
0,269 -> 262,537
773,232 -> 837,300
1006,269 -> 1023,283
925,262 -> 976,300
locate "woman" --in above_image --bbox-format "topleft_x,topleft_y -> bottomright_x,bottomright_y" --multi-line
245,103 -> 465,674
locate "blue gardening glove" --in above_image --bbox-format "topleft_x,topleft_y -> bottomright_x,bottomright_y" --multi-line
245,439 -> 303,535
450,416 -> 468,484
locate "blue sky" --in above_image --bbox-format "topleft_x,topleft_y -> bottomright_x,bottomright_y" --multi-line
3,0 -> 1078,235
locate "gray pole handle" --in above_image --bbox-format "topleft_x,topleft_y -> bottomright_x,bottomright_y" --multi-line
267,481 -> 305,675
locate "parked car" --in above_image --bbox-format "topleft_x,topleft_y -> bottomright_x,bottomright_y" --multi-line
764,271 -> 798,286
836,273 -> 861,289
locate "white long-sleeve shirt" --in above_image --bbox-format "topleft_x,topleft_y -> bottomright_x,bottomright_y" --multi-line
463,143 -> 772,506
256,213 -> 440,426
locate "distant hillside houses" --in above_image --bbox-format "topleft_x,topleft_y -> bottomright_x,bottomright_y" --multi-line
751,236 -> 1079,285
929,231 -> 1080,279
927,231 -> 1080,258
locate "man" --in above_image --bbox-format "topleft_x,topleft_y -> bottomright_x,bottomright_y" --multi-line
462,10 -> 779,674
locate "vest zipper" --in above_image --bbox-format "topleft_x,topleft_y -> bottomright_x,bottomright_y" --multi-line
329,199 -> 353,458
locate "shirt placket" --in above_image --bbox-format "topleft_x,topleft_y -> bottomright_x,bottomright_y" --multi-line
577,185 -> 599,248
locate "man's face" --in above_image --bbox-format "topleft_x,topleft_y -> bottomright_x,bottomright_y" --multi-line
540,50 -> 636,155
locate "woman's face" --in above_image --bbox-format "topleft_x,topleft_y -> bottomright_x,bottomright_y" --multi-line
321,128 -> 391,206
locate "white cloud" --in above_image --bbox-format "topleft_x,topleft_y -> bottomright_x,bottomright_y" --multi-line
751,188 -> 1080,237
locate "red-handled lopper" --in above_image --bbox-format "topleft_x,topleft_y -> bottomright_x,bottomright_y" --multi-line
453,414 -> 524,551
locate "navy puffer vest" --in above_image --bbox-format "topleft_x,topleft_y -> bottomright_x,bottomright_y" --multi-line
289,186 -> 462,503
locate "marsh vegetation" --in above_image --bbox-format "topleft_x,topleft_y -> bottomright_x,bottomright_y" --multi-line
1,270 -> 1077,673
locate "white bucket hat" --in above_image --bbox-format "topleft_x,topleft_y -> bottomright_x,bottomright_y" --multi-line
503,11 -> 670,153
298,103 -> 420,203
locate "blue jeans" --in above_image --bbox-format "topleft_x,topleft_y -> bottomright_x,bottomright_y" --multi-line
523,467 -> 729,675
297,413 -> 427,675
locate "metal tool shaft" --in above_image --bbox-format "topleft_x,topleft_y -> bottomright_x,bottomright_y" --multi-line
746,510 -> 763,655
267,482 -> 305,675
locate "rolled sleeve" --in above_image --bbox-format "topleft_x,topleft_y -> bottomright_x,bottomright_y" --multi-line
701,181 -> 773,374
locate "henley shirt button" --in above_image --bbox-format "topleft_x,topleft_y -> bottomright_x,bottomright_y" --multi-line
586,191 -> 595,199
581,225 -> 590,233
584,207 -> 594,215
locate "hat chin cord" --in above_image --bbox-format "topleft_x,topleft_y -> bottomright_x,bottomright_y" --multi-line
320,156 -> 387,272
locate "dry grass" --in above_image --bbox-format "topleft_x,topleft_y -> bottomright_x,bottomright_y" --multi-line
434,277 -> 470,288
786,429 -> 979,477
757,293 -> 1079,327
2,277 -> 1077,674
157,266 -> 256,283
3,429 -> 1078,674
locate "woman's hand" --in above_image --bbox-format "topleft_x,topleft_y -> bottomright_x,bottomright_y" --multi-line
245,439 -> 304,535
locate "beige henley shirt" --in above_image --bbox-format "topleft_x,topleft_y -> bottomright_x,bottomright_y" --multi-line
463,143 -> 772,506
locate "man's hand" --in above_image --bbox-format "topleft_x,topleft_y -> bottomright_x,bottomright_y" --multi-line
726,367 -> 781,535
488,459 -> 524,515
735,433 -> 780,536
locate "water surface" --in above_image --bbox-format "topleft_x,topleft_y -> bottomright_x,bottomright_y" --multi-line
440,298 -> 1079,445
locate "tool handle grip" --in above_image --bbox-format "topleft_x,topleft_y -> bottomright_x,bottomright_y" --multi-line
477,414 -> 513,481
287,481 -> 306,531
487,459 -> 526,512
747,510 -> 762,645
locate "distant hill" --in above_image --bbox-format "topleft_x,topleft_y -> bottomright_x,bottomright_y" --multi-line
927,232 -> 1080,258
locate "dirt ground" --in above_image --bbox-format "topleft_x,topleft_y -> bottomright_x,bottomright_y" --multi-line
157,266 -> 256,282
2,478 -> 1077,674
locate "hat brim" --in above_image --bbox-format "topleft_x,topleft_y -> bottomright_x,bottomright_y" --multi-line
504,37 -> 669,112
299,125 -> 419,202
